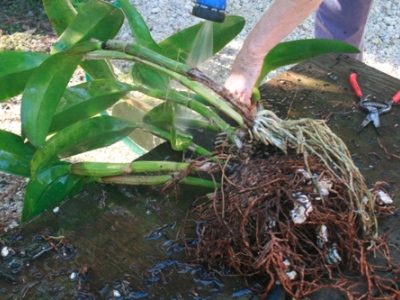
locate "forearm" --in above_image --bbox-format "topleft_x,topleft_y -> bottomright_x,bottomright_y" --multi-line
241,0 -> 323,60
225,0 -> 323,104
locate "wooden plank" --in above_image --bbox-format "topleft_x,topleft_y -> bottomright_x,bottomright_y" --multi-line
260,54 -> 400,189
260,53 -> 400,256
1,54 -> 399,299
0,144 -> 249,299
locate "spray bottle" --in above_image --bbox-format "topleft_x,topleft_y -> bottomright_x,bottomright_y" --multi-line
192,0 -> 226,23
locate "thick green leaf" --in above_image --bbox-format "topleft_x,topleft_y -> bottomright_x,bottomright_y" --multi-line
256,39 -> 360,85
33,161 -> 71,183
80,60 -> 116,80
130,16 -> 244,88
43,0 -> 77,36
44,0 -> 115,79
31,116 -> 138,174
23,174 -> 90,221
22,161 -> 92,221
131,64 -> 170,90
50,80 -> 134,133
52,0 -> 124,53
170,124 -> 192,151
112,101 -> 164,152
144,101 -> 174,127
144,101 -> 203,128
21,42 -> 99,148
117,0 -> 161,52
144,102 -> 193,151
0,130 -> 36,177
0,51 -> 49,102
159,16 -> 245,62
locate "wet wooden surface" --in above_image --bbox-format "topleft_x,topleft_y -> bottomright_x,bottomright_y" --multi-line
1,54 -> 400,299
260,53 -> 400,262
260,53 -> 400,190
0,146 -> 252,299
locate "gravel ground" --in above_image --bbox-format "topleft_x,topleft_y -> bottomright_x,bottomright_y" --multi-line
0,0 -> 399,232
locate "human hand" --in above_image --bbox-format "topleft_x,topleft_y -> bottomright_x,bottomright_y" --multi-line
224,51 -> 264,105
224,0 -> 323,105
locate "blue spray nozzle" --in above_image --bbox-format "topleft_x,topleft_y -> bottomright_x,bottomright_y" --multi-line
192,0 -> 226,23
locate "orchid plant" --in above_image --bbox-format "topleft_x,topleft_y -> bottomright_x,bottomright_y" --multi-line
0,0 -> 359,221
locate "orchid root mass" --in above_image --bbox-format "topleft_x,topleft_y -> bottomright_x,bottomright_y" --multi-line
185,70 -> 399,298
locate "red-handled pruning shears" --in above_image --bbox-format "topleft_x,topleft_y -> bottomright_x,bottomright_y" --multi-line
349,73 -> 400,130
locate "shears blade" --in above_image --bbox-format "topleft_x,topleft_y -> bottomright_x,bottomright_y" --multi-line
360,107 -> 380,128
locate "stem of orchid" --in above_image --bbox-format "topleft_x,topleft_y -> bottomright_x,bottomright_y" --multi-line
133,84 -> 234,134
101,40 -> 243,126
71,161 -> 220,177
100,174 -> 218,188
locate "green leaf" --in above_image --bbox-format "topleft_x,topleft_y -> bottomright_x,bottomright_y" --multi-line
106,0 -> 166,87
112,101 -> 163,152
80,60 -> 116,80
31,116 -> 138,174
0,51 -> 49,102
50,80 -> 134,133
22,161 -> 92,221
0,130 -> 36,177
44,0 -> 115,79
43,0 -> 77,36
129,14 -> 243,89
144,102 -> 193,151
144,101 -> 174,127
52,0 -> 124,54
130,16 -> 244,88
256,39 -> 360,85
170,124 -> 192,151
21,42 -> 99,148
159,16 -> 245,62
131,64 -> 170,90
117,0 -> 161,52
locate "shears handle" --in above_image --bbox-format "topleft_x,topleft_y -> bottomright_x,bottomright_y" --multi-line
349,73 -> 363,98
392,90 -> 400,104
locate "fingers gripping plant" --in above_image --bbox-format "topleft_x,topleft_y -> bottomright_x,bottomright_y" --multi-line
2,1 -> 392,297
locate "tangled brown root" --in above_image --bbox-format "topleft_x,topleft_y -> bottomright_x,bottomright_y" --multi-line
191,142 -> 399,299
183,68 -> 399,298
